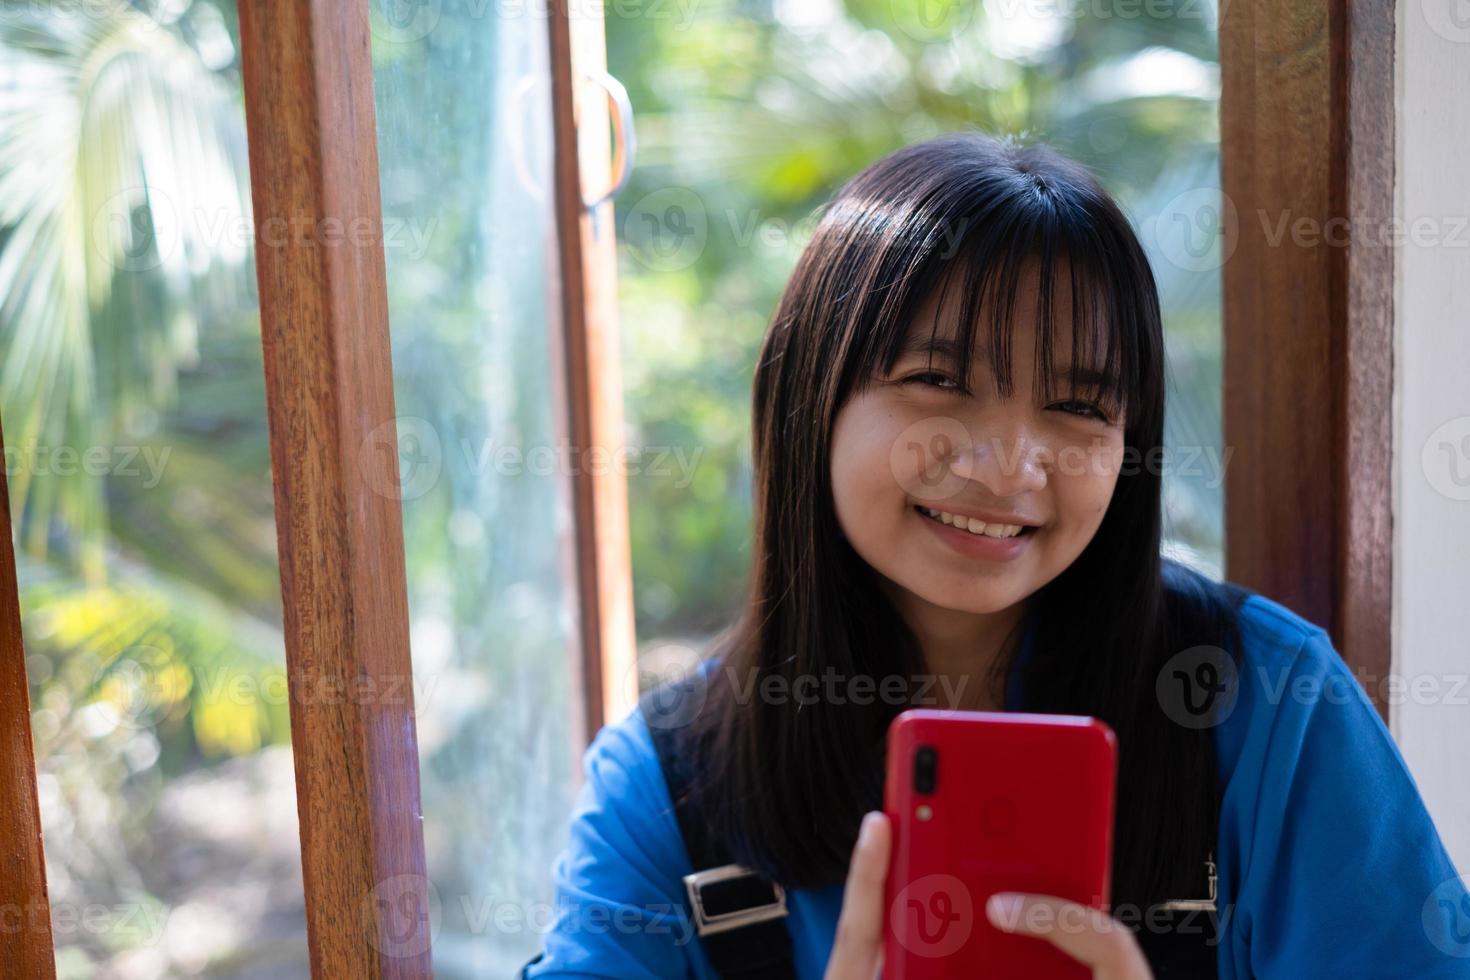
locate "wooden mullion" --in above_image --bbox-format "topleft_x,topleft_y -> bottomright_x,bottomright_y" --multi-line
237,3 -> 431,976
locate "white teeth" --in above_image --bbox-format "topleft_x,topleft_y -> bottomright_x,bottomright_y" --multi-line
919,507 -> 1025,539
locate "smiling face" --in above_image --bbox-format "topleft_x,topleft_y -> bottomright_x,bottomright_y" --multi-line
828,263 -> 1128,621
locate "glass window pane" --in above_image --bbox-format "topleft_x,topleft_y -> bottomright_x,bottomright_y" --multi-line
1,3 -> 309,976
369,5 -> 583,975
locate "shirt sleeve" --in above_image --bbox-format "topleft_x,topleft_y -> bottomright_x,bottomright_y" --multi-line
1236,627 -> 1470,976
521,709 -> 705,979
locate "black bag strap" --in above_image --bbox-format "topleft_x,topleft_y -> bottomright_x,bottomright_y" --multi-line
641,682 -> 796,979
513,679 -> 794,980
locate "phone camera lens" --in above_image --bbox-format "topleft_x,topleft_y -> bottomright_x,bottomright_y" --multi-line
914,745 -> 938,794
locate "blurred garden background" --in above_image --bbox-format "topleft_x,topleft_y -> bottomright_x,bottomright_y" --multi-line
0,0 -> 1224,975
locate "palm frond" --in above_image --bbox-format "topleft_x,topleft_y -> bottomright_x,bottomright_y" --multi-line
0,5 -> 250,575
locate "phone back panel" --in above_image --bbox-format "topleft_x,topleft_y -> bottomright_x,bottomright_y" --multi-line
882,709 -> 1117,979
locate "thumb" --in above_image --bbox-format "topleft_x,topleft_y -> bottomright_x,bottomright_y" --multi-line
824,811 -> 891,979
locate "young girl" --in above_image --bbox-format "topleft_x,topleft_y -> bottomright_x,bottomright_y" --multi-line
521,132 -> 1469,978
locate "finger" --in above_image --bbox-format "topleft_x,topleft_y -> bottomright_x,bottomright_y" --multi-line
986,892 -> 1152,979
825,811 -> 892,979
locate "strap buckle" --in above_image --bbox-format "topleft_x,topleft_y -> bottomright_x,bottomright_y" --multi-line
1158,851 -> 1218,912
683,864 -> 788,937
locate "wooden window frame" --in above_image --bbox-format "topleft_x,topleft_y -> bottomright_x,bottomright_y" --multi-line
0,431 -> 56,977
236,3 -> 432,974
1220,0 -> 1396,720
549,0 -> 639,740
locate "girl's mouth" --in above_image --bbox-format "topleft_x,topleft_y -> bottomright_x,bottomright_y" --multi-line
912,505 -> 1038,562
913,505 -> 1038,540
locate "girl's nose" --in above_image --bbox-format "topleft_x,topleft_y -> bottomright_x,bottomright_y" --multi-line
945,426 -> 1049,497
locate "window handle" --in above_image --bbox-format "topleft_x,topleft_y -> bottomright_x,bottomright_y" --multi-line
582,69 -> 635,239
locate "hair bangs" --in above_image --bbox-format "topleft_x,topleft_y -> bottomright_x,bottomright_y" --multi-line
863,210 -> 1145,429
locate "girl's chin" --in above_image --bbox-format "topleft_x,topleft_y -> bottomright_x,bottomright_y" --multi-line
895,577 -> 1033,617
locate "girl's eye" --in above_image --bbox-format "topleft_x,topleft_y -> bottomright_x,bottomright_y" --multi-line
900,371 -> 962,391
1049,399 -> 1110,422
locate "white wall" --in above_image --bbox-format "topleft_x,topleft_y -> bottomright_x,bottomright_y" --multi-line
1394,0 -> 1470,872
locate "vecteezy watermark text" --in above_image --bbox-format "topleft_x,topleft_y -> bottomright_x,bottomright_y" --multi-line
361,416 -> 705,500
4,443 -> 171,488
723,666 -> 972,708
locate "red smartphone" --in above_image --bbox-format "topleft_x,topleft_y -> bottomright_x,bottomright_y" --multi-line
882,708 -> 1118,979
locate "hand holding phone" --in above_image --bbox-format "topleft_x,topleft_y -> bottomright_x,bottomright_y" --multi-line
880,708 -> 1120,979
822,810 -> 1153,980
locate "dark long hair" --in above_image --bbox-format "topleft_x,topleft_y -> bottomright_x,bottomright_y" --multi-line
683,131 -> 1243,912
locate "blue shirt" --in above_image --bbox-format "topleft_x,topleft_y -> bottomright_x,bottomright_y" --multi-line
526,594 -> 1470,977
